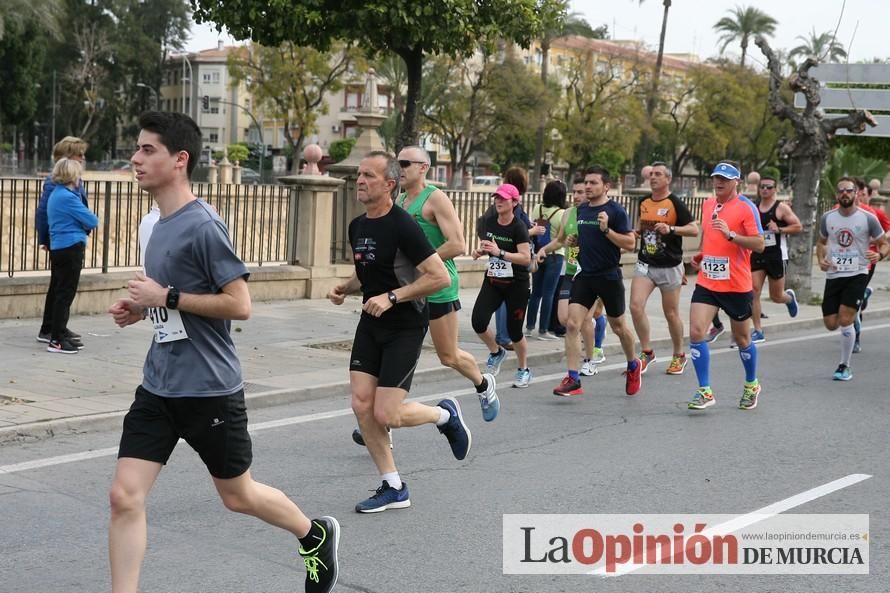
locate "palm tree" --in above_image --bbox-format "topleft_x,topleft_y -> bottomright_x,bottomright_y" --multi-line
714,5 -> 777,67
532,2 -> 604,189
789,29 -> 847,64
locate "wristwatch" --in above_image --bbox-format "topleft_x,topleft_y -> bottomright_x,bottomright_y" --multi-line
387,291 -> 398,305
499,249 -> 506,259
669,226 -> 675,234
728,231 -> 737,242
603,227 -> 611,235
166,286 -> 180,310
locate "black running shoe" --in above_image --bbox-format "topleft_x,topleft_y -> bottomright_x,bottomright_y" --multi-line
299,516 -> 340,593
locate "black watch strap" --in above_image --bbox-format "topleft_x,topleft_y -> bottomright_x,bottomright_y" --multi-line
166,286 -> 180,310
387,291 -> 398,305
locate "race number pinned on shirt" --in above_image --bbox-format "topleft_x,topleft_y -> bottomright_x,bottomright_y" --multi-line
831,252 -> 859,272
487,256 -> 514,279
763,231 -> 777,247
146,306 -> 189,343
701,255 -> 730,281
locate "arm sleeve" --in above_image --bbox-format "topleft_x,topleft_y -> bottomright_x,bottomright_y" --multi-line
68,193 -> 100,230
611,202 -> 633,234
819,214 -> 829,239
867,213 -> 885,241
35,179 -> 52,245
740,197 -> 763,234
673,196 -> 694,226
514,218 -> 530,244
193,220 -> 250,292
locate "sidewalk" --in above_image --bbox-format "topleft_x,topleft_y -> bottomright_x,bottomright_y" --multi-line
2,264 -> 889,442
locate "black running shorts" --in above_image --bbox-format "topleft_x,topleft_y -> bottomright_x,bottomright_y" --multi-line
751,256 -> 785,280
118,386 -> 253,479
349,317 -> 426,390
569,274 -> 626,318
428,299 -> 461,321
691,284 -> 753,321
822,274 -> 869,317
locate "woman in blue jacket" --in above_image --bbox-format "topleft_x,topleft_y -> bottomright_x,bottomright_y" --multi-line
45,158 -> 98,354
35,136 -> 89,345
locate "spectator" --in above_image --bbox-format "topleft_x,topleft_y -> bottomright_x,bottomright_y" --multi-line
45,158 -> 99,354
525,180 -> 567,340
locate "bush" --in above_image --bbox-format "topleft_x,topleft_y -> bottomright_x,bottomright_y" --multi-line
329,138 -> 356,163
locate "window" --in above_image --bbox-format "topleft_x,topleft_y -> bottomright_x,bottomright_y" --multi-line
211,71 -> 220,83
345,92 -> 360,111
209,133 -> 219,143
202,73 -> 212,83
209,106 -> 219,114
596,61 -> 609,75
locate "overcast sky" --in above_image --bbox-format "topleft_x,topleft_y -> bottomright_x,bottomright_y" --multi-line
185,0 -> 888,64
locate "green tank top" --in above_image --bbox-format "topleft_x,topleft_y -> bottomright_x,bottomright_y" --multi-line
563,207 -> 580,276
397,184 -> 460,303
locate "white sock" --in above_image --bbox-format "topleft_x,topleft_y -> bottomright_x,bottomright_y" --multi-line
839,324 -> 855,366
381,472 -> 402,490
435,407 -> 451,426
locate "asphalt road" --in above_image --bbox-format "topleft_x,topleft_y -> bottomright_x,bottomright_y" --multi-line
1,323 -> 889,593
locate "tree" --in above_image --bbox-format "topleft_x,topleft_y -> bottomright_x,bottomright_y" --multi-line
228,42 -> 360,173
0,23 -> 46,136
789,29 -> 847,65
819,145 -> 887,208
756,35 -> 876,301
531,0 -> 604,189
192,0 -> 553,151
635,0 -> 672,166
714,5 -> 777,67
373,53 -> 409,151
0,0 -> 62,41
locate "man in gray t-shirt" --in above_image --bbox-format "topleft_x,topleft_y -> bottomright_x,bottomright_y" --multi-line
107,111 -> 340,593
816,176 -> 889,382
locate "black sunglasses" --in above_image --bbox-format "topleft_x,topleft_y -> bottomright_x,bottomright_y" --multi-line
837,188 -> 856,194
760,184 -> 775,189
398,160 -> 426,168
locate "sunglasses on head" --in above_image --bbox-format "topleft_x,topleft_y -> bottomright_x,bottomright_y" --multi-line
398,160 -> 425,168
760,183 -> 775,189
711,203 -> 724,220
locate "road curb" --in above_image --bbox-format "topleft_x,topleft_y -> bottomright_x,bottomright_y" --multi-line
3,306 -> 889,445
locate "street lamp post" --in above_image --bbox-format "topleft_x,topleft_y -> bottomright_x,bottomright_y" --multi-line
136,82 -> 159,109
216,98 -> 264,180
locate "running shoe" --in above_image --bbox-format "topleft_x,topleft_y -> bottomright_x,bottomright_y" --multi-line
706,326 -> 724,343
751,329 -> 765,344
351,427 -> 393,449
37,330 -> 51,343
832,364 -> 853,381
639,350 -> 656,374
738,380 -> 761,410
537,331 -> 559,341
625,359 -> 642,396
580,359 -> 599,376
47,339 -> 79,354
354,481 -> 410,513
665,354 -> 688,375
852,341 -> 862,353
590,347 -> 606,364
785,288 -> 799,318
486,347 -> 507,377
437,399 -> 471,460
862,286 -> 873,313
478,372 -> 500,421
553,376 -> 583,396
298,516 -> 341,593
687,387 -> 715,410
513,368 -> 532,388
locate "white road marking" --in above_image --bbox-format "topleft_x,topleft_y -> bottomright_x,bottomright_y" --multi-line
1,323 -> 888,476
591,473 -> 873,577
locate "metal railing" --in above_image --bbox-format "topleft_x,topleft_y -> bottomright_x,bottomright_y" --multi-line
2,176 -> 708,276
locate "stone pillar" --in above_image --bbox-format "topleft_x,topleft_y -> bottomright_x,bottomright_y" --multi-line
232,163 -> 242,184
463,171 -> 473,190
218,156 -> 232,184
208,161 -> 218,184
277,173 -> 345,271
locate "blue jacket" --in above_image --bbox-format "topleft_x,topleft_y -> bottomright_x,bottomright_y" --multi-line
47,185 -> 99,250
36,176 -> 88,247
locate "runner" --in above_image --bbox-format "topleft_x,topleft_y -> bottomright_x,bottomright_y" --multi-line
850,178 -> 890,352
817,177 -> 888,381
471,183 -> 534,388
545,165 -> 642,397
328,150 -> 470,513
108,111 -> 339,593
687,162 -> 765,411
629,161 -> 699,375
749,173 -> 802,342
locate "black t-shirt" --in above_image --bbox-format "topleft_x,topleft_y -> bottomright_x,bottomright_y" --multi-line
577,200 -> 632,280
478,214 -> 530,283
637,193 -> 694,267
349,206 -> 436,328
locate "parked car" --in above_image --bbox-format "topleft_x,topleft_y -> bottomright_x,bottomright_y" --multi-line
240,167 -> 262,184
473,175 -> 500,186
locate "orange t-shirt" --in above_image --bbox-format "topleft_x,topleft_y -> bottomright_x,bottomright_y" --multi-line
697,195 -> 762,293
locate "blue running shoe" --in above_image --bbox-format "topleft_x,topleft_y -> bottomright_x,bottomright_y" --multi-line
437,398 -> 471,460
486,347 -> 507,376
513,367 -> 532,388
478,372 -> 500,422
355,481 -> 411,513
785,288 -> 799,318
832,364 -> 853,381
751,329 -> 765,344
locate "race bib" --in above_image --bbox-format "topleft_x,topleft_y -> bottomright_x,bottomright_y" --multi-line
487,256 -> 514,279
831,252 -> 859,272
701,255 -> 730,281
635,260 -> 649,275
763,231 -> 777,247
147,306 -> 189,343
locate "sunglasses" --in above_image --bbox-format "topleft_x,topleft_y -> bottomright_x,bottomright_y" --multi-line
837,188 -> 856,194
711,203 -> 724,220
760,184 -> 775,189
398,160 -> 426,168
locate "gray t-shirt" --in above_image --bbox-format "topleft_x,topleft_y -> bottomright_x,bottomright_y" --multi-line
142,199 -> 249,397
820,207 -> 884,279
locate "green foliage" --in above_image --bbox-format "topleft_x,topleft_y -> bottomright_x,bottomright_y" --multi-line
226,144 -> 250,163
788,29 -> 847,65
0,21 -> 46,128
820,145 -> 888,207
329,138 -> 356,163
228,41 -> 361,173
713,5 -> 777,66
0,0 -> 62,41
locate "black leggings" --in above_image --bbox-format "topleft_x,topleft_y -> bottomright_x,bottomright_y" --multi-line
49,243 -> 85,340
472,278 -> 530,344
